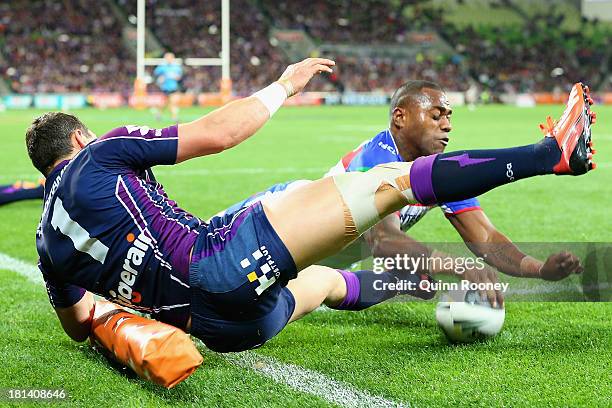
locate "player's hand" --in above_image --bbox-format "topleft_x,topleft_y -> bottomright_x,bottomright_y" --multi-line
539,251 -> 583,281
460,265 -> 504,309
277,58 -> 335,97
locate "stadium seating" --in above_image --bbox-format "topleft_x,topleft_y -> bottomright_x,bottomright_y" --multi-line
424,0 -> 524,27
0,0 -> 135,93
0,0 -> 609,95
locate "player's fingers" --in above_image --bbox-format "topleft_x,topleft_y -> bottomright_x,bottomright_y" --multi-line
312,64 -> 333,74
488,271 -> 504,308
482,275 -> 497,308
487,281 -> 499,308
565,255 -> 579,270
497,290 -> 505,308
306,58 -> 335,67
571,258 -> 582,273
486,287 -> 498,308
477,287 -> 488,304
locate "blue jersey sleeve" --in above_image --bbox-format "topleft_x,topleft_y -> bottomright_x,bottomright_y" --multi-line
40,260 -> 86,308
440,197 -> 481,216
89,125 -> 178,171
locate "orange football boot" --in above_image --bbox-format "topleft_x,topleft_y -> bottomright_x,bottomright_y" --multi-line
539,83 -> 596,175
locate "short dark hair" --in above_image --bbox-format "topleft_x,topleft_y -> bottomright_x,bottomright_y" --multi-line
25,112 -> 88,175
389,80 -> 444,117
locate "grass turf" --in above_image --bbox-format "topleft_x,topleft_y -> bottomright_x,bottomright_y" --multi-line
0,105 -> 611,406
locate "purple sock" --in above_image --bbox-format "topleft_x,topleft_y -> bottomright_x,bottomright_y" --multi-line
410,138 -> 561,205
331,270 -> 408,311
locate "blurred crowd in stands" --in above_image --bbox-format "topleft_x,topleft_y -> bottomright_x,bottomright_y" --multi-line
0,0 -> 135,93
0,0 -> 609,96
425,6 -> 610,94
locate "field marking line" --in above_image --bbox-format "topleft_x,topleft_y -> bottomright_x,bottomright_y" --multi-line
223,351 -> 408,408
0,252 -> 408,408
0,252 -> 42,285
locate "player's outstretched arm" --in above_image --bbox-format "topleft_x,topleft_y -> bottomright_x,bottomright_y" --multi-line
54,291 -> 95,342
176,58 -> 334,163
365,214 -> 503,307
448,209 -> 583,280
364,214 -> 432,259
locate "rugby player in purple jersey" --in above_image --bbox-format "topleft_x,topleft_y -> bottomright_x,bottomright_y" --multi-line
26,56 -> 595,353
219,80 -> 590,309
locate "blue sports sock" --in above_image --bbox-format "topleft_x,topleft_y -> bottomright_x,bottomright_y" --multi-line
410,138 -> 561,205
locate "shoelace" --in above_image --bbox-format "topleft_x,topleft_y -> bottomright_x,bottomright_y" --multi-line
539,116 -> 556,136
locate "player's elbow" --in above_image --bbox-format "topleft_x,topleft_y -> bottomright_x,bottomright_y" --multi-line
54,293 -> 95,342
57,313 -> 92,342
64,324 -> 91,342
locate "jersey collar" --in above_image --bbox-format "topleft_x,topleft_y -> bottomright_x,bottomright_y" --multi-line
385,129 -> 404,161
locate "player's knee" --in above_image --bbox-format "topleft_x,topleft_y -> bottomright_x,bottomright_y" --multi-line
332,162 -> 415,236
295,266 -> 345,307
321,269 -> 348,307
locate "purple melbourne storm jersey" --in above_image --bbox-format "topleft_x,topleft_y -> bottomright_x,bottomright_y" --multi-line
325,129 -> 481,230
36,125 -> 202,328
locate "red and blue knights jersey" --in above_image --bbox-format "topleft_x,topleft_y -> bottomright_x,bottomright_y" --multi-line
36,125 -> 202,329
325,129 -> 481,231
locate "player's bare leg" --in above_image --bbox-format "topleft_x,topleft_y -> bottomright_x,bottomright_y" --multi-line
286,265 -> 347,323
286,264 -> 431,322
264,83 -> 595,272
263,163 -> 414,270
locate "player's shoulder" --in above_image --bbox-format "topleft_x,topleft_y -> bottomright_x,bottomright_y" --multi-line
359,129 -> 401,161
95,125 -> 178,142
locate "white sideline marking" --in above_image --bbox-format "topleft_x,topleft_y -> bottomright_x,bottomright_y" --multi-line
0,252 -> 42,284
0,252 -> 407,408
224,351 -> 407,408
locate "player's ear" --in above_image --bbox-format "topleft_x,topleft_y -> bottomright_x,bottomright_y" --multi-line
72,128 -> 90,149
391,106 -> 406,129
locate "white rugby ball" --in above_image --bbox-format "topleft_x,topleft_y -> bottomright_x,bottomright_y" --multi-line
436,290 -> 505,343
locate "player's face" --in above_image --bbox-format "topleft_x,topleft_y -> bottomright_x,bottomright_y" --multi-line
396,89 -> 453,159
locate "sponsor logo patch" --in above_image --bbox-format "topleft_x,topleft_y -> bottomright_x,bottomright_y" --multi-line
108,232 -> 153,305
240,245 -> 280,295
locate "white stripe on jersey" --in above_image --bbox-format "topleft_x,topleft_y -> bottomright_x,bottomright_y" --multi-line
115,176 -> 173,270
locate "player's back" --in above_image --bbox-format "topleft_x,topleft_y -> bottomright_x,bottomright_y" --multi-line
36,125 -> 200,327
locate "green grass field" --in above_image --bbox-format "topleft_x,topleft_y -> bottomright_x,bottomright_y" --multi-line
1,105 -> 611,407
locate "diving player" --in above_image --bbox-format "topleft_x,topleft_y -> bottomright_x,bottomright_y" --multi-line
220,81 -> 590,308
27,55 -> 595,353
153,52 -> 183,121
